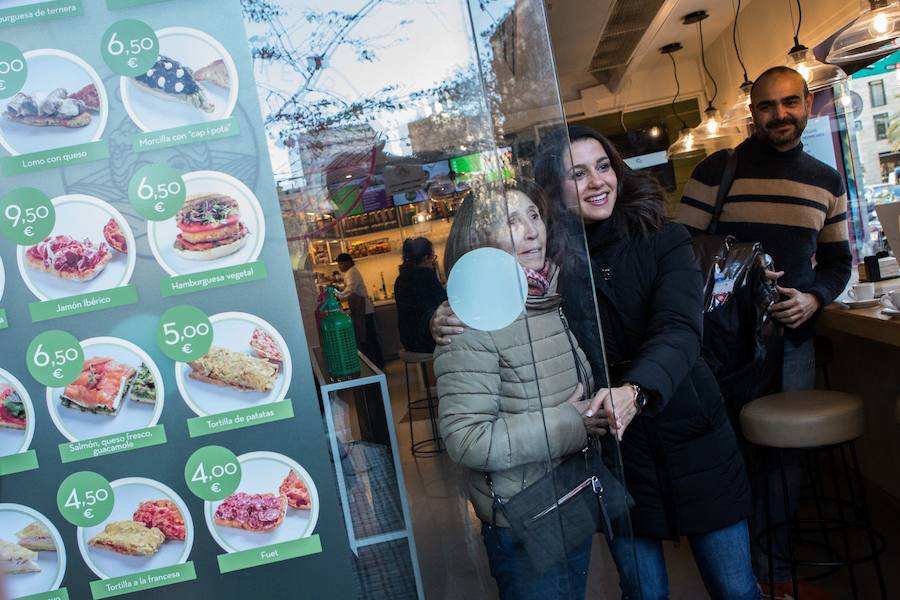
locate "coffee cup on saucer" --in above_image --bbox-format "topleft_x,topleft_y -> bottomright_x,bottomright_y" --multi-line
880,290 -> 900,311
848,282 -> 875,302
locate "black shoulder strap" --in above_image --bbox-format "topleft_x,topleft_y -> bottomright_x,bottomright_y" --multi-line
708,149 -> 738,235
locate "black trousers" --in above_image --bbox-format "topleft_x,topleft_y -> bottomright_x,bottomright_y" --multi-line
361,313 -> 384,369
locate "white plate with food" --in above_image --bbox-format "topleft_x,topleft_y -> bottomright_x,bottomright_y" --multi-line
146,171 -> 264,277
46,337 -> 163,443
16,195 -> 135,302
175,312 -> 290,417
0,504 -> 66,597
0,255 -> 5,302
204,452 -> 318,553
0,369 -> 34,458
0,49 -> 107,156
120,27 -> 238,132
78,478 -> 193,579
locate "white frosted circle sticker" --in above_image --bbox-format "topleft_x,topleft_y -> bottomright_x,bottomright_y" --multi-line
447,247 -> 527,332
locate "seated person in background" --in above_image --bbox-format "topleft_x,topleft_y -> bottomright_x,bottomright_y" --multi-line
336,252 -> 384,368
393,237 -> 447,354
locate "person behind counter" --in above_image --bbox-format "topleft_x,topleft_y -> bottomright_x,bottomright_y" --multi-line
336,253 -> 384,368
393,237 -> 447,354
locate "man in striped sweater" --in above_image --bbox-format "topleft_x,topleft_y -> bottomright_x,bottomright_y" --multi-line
676,66 -> 851,600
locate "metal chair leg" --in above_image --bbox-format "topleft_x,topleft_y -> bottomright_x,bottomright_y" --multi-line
848,443 -> 888,599
827,447 -> 858,599
765,450 -> 775,599
778,449 -> 799,600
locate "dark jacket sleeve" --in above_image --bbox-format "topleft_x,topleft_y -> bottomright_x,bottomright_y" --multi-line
623,223 -> 704,413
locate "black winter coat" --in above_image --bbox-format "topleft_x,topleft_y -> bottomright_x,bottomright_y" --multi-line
564,219 -> 751,540
394,264 -> 447,354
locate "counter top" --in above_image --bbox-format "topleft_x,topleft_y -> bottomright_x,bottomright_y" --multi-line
818,302 -> 900,348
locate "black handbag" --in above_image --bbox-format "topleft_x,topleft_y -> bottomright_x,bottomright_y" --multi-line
484,438 -> 633,573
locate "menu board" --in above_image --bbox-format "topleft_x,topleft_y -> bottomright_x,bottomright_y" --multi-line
0,2 -> 356,599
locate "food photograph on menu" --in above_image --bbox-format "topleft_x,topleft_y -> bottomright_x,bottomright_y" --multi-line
15,194 -> 135,302
147,171 -> 264,277
0,49 -> 107,156
78,478 -> 193,580
0,504 -> 66,598
204,452 -> 318,554
46,337 -> 163,443
0,370 -> 34,458
120,27 -> 238,132
175,312 -> 291,417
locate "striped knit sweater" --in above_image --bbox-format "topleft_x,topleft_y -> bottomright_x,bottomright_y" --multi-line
675,135 -> 852,339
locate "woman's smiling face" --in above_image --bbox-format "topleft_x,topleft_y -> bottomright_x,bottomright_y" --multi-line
562,137 -> 618,223
492,190 -> 547,271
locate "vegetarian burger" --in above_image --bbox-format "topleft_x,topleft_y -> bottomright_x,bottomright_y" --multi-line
174,193 -> 249,260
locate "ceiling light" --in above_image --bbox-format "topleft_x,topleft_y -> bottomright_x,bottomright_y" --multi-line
783,0 -> 847,92
723,0 -> 753,127
827,0 -> 900,65
660,43 -> 708,159
683,11 -> 743,143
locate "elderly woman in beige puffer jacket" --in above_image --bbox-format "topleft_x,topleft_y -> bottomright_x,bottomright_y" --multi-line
434,179 -> 606,600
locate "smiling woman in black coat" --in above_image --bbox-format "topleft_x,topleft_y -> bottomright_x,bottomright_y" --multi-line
533,126 -> 759,600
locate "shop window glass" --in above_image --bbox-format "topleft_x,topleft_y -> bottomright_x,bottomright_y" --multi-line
875,112 -> 890,140
870,80 -> 887,107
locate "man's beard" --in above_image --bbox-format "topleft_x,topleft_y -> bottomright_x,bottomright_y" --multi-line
757,114 -> 808,146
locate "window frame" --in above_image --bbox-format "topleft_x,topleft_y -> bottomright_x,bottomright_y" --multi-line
874,112 -> 890,140
869,79 -> 887,107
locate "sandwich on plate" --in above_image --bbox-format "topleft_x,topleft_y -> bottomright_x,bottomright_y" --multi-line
250,327 -> 282,366
187,346 -> 277,393
0,384 -> 26,430
173,193 -> 249,261
194,59 -> 230,89
5,88 -> 91,128
280,469 -> 311,511
132,500 -> 185,542
133,55 -> 214,113
16,521 -> 55,552
214,492 -> 286,532
61,357 -> 136,416
0,539 -> 40,574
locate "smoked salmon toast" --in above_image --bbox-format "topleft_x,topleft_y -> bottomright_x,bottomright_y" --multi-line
61,357 -> 136,416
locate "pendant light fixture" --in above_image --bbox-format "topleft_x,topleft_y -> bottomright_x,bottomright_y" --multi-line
722,0 -> 753,127
785,0 -> 848,92
662,43 -> 706,160
683,11 -> 743,143
827,0 -> 900,65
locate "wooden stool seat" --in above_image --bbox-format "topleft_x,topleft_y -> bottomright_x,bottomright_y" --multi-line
740,391 -> 863,449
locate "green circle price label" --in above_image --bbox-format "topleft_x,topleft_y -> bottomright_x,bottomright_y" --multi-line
27,330 -> 84,388
101,19 -> 159,77
157,305 -> 213,362
57,471 -> 114,527
0,42 -> 26,99
128,164 -> 186,221
184,446 -> 241,501
0,188 -> 55,245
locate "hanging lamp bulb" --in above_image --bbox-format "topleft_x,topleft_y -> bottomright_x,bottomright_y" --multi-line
827,0 -> 900,65
723,80 -> 753,126
787,45 -> 848,92
668,127 -> 707,159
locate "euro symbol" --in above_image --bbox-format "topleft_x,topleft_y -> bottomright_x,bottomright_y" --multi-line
211,483 -> 221,493
127,57 -> 137,68
53,368 -> 62,379
154,201 -> 164,213
84,508 -> 94,519
182,343 -> 192,354
23,226 -> 33,237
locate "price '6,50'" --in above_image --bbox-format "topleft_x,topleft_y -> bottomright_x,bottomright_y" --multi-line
32,343 -> 79,369
106,32 -> 155,57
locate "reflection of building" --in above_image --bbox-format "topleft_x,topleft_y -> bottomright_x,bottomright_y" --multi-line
848,51 -> 900,186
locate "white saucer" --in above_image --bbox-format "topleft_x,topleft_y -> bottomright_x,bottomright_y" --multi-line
842,298 -> 880,308
882,307 -> 900,318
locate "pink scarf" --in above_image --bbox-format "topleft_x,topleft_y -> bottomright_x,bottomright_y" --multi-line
524,261 -> 551,297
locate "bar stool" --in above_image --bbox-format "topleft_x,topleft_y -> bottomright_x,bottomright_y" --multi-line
740,391 -> 887,599
399,348 -> 443,457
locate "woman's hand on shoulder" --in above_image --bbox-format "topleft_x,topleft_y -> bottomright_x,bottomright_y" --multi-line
431,301 -> 465,346
567,383 -> 609,436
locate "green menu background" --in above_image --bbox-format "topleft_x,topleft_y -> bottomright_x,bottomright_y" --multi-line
0,1 -> 357,598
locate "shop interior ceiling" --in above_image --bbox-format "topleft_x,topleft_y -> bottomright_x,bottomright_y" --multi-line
548,0 -> 745,102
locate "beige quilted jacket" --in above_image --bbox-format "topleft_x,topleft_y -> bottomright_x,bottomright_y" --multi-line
435,292 -> 593,526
